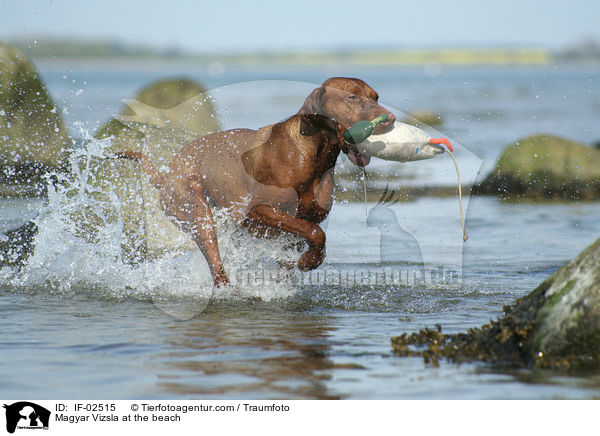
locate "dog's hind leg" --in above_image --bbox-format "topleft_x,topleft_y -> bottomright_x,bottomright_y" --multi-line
188,176 -> 230,288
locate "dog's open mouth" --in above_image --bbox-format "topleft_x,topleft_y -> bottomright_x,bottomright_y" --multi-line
347,146 -> 371,167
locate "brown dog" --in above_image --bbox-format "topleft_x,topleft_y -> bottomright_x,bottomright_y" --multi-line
119,77 -> 395,287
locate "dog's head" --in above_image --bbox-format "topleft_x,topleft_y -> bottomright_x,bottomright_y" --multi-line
299,77 -> 396,167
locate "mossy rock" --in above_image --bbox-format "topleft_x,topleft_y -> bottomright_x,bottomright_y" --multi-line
95,77 -> 219,140
401,110 -> 443,127
0,42 -> 70,193
476,134 -> 600,199
78,78 -> 220,260
527,238 -> 600,359
391,238 -> 600,369
95,77 -> 219,170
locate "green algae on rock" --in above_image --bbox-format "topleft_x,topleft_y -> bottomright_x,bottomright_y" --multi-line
79,78 -> 220,260
476,134 -> 600,200
391,238 -> 600,369
0,42 -> 70,194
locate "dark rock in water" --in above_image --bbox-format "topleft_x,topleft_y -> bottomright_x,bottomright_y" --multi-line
391,238 -> 600,369
0,42 -> 70,194
0,221 -> 37,268
475,134 -> 600,200
401,110 -> 443,128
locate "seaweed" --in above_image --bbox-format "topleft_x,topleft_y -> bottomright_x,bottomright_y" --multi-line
392,256 -> 600,370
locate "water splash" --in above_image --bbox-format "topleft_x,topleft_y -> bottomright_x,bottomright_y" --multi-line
1,128 -> 304,318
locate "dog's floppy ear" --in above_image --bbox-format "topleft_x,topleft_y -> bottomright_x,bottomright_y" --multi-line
299,86 -> 324,116
300,113 -> 338,135
299,86 -> 339,133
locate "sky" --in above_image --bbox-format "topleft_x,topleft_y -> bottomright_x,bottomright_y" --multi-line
1,0 -> 599,52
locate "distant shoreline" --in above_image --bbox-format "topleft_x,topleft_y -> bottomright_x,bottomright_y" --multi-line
30,57 -> 600,77
7,38 -> 599,66
23,49 -> 555,66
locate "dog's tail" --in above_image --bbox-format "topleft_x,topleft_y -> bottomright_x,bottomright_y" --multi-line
115,151 -> 164,190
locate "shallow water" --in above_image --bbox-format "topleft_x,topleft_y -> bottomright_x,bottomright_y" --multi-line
2,195 -> 600,399
2,63 -> 600,399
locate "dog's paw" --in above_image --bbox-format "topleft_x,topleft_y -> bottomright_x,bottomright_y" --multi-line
298,246 -> 325,271
213,270 -> 231,288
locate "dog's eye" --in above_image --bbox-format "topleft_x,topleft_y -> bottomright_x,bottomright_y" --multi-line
347,95 -> 359,101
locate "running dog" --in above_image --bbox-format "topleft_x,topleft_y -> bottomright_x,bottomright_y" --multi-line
119,77 -> 395,287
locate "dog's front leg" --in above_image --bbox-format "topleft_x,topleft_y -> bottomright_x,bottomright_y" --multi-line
188,176 -> 230,287
245,204 -> 325,271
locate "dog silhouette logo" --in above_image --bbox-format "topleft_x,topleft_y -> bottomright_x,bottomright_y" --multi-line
3,402 -> 50,434
366,186 -> 424,268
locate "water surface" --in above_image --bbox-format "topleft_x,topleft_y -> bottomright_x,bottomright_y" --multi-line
1,64 -> 600,399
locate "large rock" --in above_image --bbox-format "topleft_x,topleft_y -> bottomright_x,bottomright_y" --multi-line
0,42 -> 70,195
527,238 -> 600,359
71,78 -> 220,260
476,134 -> 600,199
391,237 -> 600,368
95,77 -> 220,140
